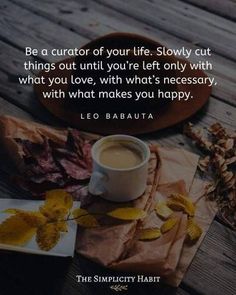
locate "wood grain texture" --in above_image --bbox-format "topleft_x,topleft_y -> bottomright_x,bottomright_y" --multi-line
0,0 -> 88,62
7,0 -> 236,106
143,0 -> 236,33
181,0 -> 236,21
94,0 -> 236,61
0,67 -> 67,126
6,0 -> 232,82
182,221 -> 236,295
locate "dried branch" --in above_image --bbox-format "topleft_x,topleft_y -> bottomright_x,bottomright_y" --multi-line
184,122 -> 236,230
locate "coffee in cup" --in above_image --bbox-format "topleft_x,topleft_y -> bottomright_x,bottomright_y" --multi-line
99,142 -> 143,169
88,135 -> 150,202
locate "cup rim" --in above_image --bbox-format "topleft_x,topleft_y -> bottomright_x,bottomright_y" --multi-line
91,134 -> 150,172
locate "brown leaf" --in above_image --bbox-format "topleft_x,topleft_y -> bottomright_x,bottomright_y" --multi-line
219,138 -> 234,151
184,121 -> 236,227
208,122 -> 228,139
205,182 -> 217,195
184,123 -> 212,151
198,156 -> 210,172
225,156 -> 236,166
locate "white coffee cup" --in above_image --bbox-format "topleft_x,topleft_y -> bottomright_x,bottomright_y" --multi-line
88,135 -> 150,202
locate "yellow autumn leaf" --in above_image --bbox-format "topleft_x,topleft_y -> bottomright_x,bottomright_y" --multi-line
56,221 -> 68,232
167,193 -> 195,216
107,208 -> 146,220
187,218 -> 202,241
1,208 -> 24,214
39,189 -> 73,222
72,208 -> 88,219
72,208 -> 99,228
0,214 -> 35,246
139,228 -> 161,241
167,201 -> 186,214
161,217 -> 178,233
18,211 -> 47,227
44,189 -> 73,210
155,202 -> 173,219
36,223 -> 60,251
76,215 -> 99,228
40,206 -> 68,222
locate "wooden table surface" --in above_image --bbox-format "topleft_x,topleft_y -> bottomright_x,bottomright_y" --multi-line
0,0 -> 235,294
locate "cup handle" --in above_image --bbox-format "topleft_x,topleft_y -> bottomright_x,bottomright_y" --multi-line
88,171 -> 108,196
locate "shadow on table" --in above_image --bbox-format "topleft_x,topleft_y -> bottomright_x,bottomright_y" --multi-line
0,251 -> 71,295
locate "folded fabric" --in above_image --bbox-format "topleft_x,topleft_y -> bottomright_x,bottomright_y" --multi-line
76,146 -> 217,286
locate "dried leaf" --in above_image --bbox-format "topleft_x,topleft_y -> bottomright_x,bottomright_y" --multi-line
1,208 -> 24,214
44,189 -> 73,210
167,200 -> 187,213
184,123 -> 212,151
205,182 -> 217,195
214,154 -> 225,169
223,178 -> 235,192
72,208 -> 99,228
76,215 -> 99,228
56,221 -> 68,232
72,208 -> 88,219
198,156 -> 210,172
18,211 -> 47,227
155,202 -> 173,219
0,190 -> 74,250
36,223 -> 60,251
213,145 -> 225,157
107,208 -> 146,220
219,138 -> 234,151
161,217 -> 178,233
208,122 -> 228,139
187,218 -> 202,241
39,189 -> 73,222
184,121 -> 236,227
0,214 -> 35,246
225,156 -> 236,166
139,228 -> 161,241
40,206 -> 68,221
167,194 -> 195,216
